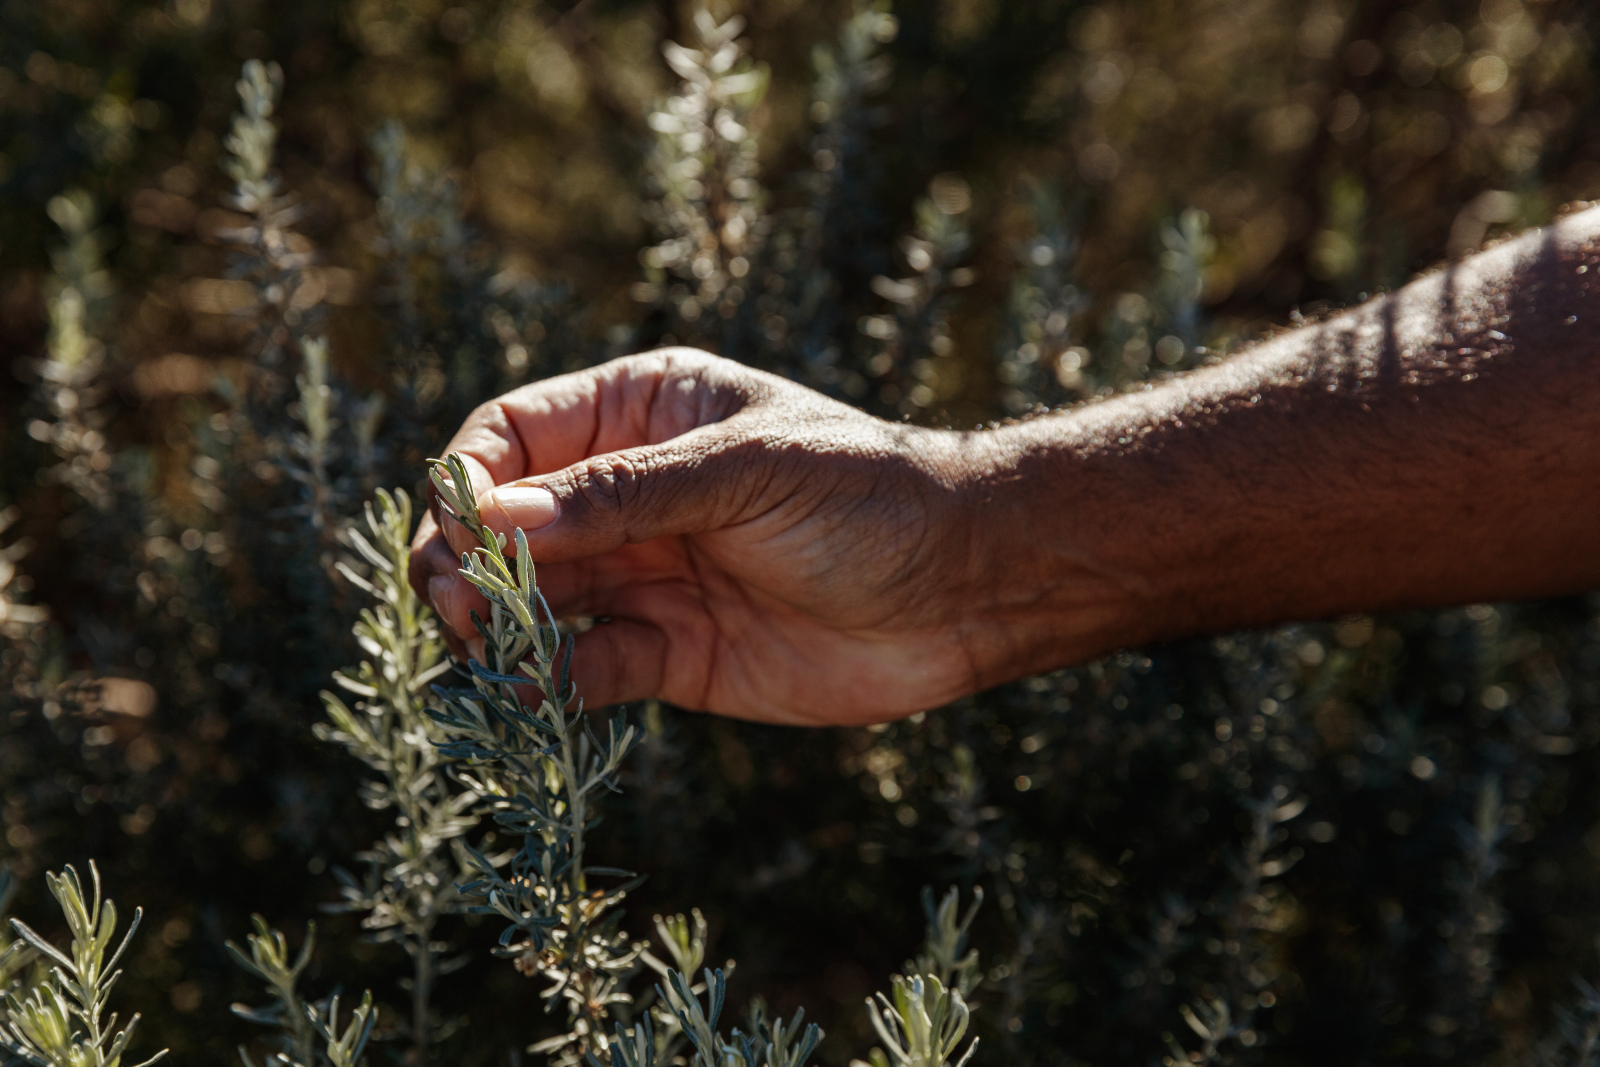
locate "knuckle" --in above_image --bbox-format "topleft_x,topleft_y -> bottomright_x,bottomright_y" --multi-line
610,351 -> 657,377
451,400 -> 518,458
650,345 -> 718,369
455,400 -> 503,442
612,348 -> 722,395
571,453 -> 650,515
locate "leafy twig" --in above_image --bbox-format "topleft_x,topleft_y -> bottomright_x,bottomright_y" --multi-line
0,863 -> 167,1067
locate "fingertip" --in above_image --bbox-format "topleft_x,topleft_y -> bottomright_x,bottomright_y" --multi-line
479,485 -> 560,547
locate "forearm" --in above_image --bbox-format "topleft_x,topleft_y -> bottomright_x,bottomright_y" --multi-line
960,206 -> 1600,678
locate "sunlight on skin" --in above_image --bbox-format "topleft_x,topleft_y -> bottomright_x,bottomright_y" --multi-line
413,209 -> 1600,725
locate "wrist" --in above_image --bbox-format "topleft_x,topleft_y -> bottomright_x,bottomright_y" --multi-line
922,417 -> 1165,684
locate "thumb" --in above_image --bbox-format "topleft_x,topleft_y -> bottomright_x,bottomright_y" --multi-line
475,423 -> 774,560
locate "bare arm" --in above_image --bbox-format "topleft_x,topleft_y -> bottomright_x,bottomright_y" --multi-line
959,205 -> 1600,688
411,207 -> 1600,725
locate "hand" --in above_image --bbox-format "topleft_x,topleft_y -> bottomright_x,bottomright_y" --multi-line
411,211 -> 1600,729
409,349 -> 1028,726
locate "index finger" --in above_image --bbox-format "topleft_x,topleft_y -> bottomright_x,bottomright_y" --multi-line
490,348 -> 761,476
426,348 -> 765,558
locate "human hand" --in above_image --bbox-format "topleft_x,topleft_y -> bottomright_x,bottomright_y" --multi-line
409,349 -> 1039,726
415,209 -> 1600,726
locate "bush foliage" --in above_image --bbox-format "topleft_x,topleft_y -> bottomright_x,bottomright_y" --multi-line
1,0 -> 1599,1064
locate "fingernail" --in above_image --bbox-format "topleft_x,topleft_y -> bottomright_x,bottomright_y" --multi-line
488,486 -> 559,531
428,576 -> 457,629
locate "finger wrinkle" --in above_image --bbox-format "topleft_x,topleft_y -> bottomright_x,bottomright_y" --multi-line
478,400 -> 530,480
578,374 -> 605,467
681,542 -> 721,711
638,358 -> 669,443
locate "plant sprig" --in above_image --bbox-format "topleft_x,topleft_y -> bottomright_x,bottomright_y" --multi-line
426,453 -> 644,1063
425,454 -> 831,1067
865,975 -> 977,1067
229,916 -> 379,1067
317,488 -> 472,1061
228,914 -> 319,1066
659,969 -> 821,1067
0,863 -> 167,1067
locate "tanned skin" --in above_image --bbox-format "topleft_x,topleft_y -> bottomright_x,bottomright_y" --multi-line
409,206 -> 1600,727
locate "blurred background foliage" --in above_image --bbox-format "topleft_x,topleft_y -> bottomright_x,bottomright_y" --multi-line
1,0 -> 1600,1064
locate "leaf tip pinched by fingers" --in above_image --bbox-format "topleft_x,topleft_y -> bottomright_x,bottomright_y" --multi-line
426,454 -> 485,539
